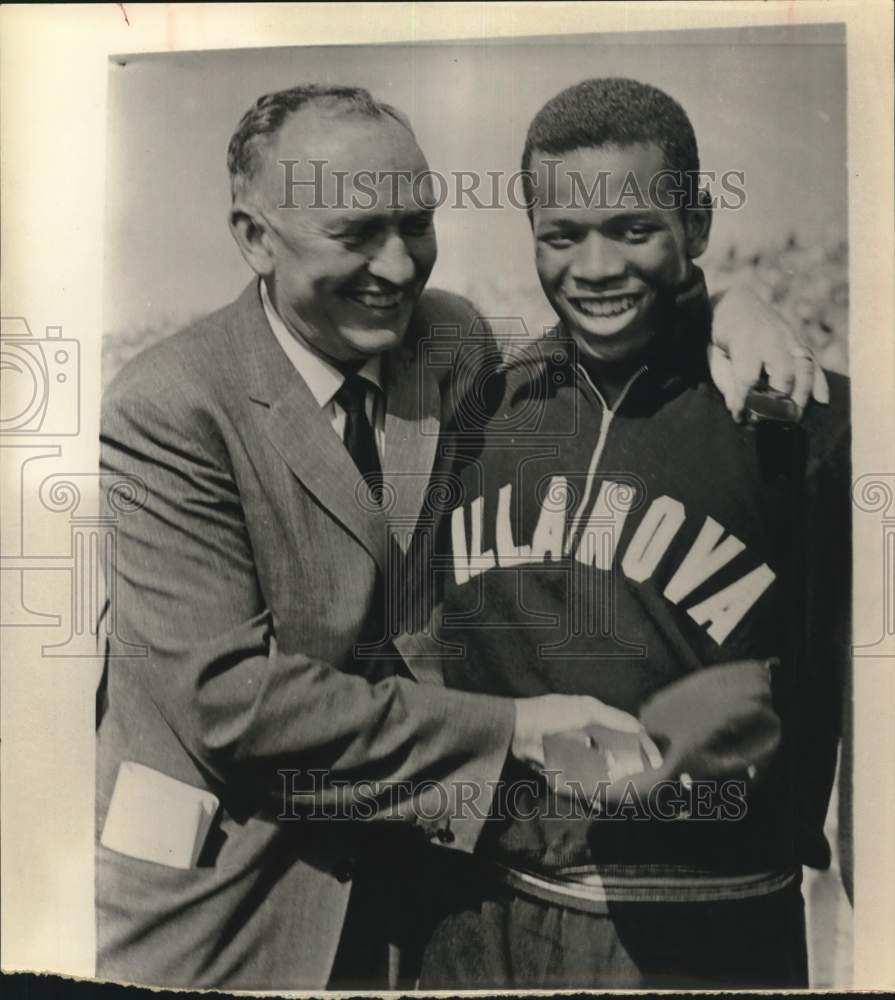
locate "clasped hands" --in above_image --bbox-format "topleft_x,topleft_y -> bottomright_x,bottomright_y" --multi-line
511,659 -> 781,796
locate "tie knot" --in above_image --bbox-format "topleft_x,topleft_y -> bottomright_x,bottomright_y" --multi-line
334,370 -> 377,415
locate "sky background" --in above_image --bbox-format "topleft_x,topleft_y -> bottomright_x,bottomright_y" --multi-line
104,23 -> 846,337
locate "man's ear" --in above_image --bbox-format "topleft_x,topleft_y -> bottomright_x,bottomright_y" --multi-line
229,201 -> 276,277
684,189 -> 713,259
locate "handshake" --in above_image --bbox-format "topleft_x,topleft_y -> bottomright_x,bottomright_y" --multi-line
512,660 -> 781,793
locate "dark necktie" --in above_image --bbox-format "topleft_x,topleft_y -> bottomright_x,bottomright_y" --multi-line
334,370 -> 406,683
334,370 -> 383,504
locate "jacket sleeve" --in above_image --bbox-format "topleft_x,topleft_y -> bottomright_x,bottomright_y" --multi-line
792,378 -> 852,871
100,378 -> 514,852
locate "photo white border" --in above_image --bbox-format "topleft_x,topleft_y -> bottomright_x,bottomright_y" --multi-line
1,2 -> 892,991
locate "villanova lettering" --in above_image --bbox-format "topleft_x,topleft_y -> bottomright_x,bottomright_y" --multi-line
450,475 -> 775,645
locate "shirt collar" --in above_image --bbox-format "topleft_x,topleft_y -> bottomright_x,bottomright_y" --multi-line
260,279 -> 382,410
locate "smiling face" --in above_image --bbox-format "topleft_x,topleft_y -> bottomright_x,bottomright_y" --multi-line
239,109 -> 437,363
530,142 -> 709,369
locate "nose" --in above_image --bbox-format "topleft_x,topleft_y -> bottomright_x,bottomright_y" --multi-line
367,231 -> 416,287
569,231 -> 627,284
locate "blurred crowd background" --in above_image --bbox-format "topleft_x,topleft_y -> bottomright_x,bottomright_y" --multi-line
707,226 -> 849,374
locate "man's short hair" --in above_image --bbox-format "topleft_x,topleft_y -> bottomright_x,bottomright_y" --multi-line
520,77 -> 700,210
227,83 -> 414,202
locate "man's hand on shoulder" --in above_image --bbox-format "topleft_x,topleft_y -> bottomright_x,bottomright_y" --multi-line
709,281 -> 830,422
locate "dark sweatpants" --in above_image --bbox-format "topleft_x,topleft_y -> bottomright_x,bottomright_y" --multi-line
417,859 -> 808,990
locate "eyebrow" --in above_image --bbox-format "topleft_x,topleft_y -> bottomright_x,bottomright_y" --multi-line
536,210 -> 662,229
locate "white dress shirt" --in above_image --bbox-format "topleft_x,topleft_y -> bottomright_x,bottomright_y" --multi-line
260,280 -> 385,460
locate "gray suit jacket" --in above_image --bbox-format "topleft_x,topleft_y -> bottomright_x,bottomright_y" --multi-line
96,281 -> 514,989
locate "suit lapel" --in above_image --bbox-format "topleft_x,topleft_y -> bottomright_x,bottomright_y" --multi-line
383,335 -> 442,552
235,282 -> 388,572
233,282 -> 446,568
229,281 -> 450,683
264,380 -> 389,570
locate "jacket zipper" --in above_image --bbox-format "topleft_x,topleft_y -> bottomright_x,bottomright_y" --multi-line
564,362 -> 648,553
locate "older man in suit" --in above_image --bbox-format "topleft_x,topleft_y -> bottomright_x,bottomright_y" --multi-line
96,84 -> 823,991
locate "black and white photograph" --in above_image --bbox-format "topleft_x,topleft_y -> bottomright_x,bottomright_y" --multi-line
1,3 -> 893,996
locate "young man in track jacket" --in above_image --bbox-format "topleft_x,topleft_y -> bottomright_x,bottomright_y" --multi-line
410,77 -> 850,989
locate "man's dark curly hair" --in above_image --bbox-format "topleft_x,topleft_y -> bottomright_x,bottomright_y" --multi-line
227,84 -> 414,201
521,77 -> 700,211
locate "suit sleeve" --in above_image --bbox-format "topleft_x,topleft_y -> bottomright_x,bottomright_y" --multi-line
793,383 -> 851,871
100,380 -> 514,852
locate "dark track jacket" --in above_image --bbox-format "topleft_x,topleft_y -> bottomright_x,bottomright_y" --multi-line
422,270 -> 850,884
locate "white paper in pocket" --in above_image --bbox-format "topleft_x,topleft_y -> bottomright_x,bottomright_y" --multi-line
101,761 -> 219,870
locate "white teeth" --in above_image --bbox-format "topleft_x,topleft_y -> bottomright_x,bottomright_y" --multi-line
573,295 -> 639,318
